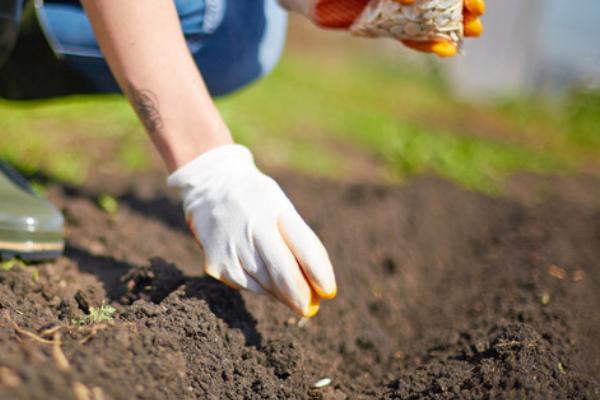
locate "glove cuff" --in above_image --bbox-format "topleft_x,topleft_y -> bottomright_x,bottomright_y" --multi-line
279,0 -> 368,29
314,0 -> 369,29
167,144 -> 254,189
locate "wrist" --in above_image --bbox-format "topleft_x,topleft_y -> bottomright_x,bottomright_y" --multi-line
170,125 -> 234,172
167,144 -> 255,205
157,118 -> 234,173
126,82 -> 235,173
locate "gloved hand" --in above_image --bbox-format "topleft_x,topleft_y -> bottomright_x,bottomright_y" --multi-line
168,145 -> 337,317
281,0 -> 485,57
398,0 -> 485,57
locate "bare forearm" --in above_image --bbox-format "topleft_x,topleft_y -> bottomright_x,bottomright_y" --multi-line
80,0 -> 232,172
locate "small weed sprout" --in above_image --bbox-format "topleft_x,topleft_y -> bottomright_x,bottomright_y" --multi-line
29,180 -> 48,197
98,194 -> 119,215
30,267 -> 40,282
1,259 -> 20,271
72,302 -> 116,326
1,260 -> 41,282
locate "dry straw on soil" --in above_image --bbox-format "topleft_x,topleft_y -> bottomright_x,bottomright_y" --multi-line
351,0 -> 464,45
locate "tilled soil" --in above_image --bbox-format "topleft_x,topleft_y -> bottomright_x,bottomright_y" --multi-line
0,171 -> 599,399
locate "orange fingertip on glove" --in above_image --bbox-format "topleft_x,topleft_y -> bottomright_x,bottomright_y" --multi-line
306,290 -> 322,317
463,0 -> 484,38
463,14 -> 483,37
464,0 -> 485,16
401,39 -> 458,57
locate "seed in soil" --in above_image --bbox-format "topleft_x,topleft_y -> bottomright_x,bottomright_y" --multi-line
541,292 -> 551,305
312,378 -> 332,389
547,264 -> 567,280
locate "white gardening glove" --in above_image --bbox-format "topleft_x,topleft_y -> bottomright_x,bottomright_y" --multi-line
167,144 -> 337,317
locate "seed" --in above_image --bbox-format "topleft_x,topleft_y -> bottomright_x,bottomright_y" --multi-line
547,264 -> 566,280
351,0 -> 465,48
0,367 -> 21,388
572,270 -> 585,282
404,22 -> 422,35
435,15 -> 451,26
312,377 -> 332,388
541,292 -> 551,305
423,10 -> 436,19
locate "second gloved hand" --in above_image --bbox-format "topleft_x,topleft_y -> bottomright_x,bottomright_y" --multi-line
168,144 -> 337,317
280,0 -> 485,57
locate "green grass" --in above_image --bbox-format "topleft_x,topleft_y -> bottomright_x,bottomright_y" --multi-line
216,51 -> 584,191
0,259 -> 21,271
0,44 -> 597,192
0,96 -> 148,183
495,88 -> 600,153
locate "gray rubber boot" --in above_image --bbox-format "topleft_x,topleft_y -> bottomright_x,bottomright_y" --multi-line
0,0 -> 22,67
0,163 -> 64,261
0,0 -> 64,260
1,2 -> 64,261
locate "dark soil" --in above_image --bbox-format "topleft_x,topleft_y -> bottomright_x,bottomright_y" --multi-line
0,170 -> 599,399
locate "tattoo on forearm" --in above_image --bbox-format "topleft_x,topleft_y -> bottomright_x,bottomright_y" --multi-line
128,84 -> 163,135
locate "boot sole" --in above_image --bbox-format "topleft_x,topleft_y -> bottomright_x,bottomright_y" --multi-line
0,240 -> 64,261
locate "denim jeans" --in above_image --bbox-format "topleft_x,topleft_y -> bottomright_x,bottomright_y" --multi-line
37,0 -> 289,96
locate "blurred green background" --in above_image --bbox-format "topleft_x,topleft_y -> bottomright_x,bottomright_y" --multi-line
0,17 -> 599,193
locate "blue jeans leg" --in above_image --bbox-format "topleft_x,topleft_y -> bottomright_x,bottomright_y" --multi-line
37,0 -> 288,97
